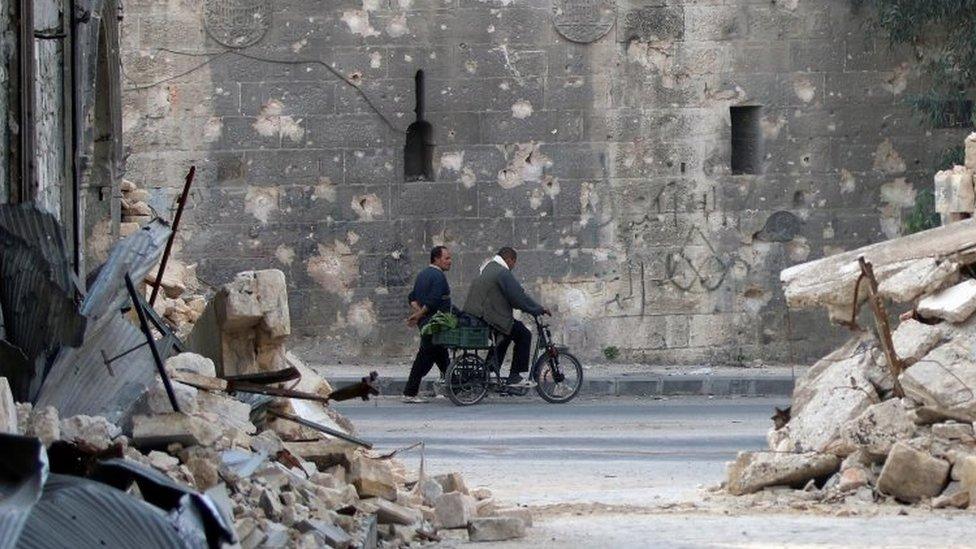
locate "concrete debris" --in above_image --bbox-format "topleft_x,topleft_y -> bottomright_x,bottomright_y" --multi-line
917,279 -> 976,323
876,442 -> 949,503
726,451 -> 840,495
3,251 -> 522,548
731,137 -> 976,510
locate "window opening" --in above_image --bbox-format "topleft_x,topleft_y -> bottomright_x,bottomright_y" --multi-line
730,106 -> 763,175
404,70 -> 434,181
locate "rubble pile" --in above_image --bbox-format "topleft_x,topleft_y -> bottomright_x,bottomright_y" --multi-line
726,134 -> 976,511
121,178 -> 154,234
146,258 -> 209,339
0,259 -> 530,546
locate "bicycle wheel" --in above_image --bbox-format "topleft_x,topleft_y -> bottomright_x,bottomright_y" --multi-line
533,350 -> 583,403
445,353 -> 489,406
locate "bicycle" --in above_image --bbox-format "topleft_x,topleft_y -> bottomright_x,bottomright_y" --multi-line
434,314 -> 584,406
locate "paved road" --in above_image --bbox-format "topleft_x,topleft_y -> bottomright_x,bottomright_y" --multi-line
335,396 -> 976,547
335,395 -> 777,506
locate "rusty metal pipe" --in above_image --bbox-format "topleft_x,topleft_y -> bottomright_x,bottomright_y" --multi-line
149,166 -> 195,306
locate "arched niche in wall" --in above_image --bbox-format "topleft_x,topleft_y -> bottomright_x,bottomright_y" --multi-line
404,70 -> 434,182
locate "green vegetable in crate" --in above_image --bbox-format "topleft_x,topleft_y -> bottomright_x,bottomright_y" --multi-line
420,311 -> 458,335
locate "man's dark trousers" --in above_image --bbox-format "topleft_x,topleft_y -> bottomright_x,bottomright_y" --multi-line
494,319 -> 532,380
404,334 -> 449,397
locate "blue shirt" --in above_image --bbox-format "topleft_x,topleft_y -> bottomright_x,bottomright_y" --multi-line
408,266 -> 451,329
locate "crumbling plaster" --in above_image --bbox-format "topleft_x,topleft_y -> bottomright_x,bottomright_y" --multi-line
120,0 -> 965,365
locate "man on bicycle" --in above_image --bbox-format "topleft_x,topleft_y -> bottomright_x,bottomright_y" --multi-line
402,245 -> 453,403
463,247 -> 549,388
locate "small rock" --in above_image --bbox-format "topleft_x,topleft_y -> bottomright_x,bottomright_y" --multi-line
955,454 -> 976,501
348,456 -> 397,501
932,482 -> 970,509
147,450 -> 179,472
416,477 -> 443,507
877,442 -> 949,503
837,466 -> 871,492
467,517 -> 526,542
471,487 -> 493,500
164,352 -> 217,377
28,406 -> 60,446
251,429 -> 285,455
434,472 -> 469,495
294,519 -> 353,548
259,488 -> 283,520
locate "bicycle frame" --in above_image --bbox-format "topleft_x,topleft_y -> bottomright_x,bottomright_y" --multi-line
478,315 -> 557,383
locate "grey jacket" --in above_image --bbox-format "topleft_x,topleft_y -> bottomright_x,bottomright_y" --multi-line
463,261 -> 544,335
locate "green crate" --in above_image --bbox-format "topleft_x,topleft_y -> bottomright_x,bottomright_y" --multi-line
432,326 -> 491,349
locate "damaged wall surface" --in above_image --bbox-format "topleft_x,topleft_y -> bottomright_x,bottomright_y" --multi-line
120,0 -> 967,365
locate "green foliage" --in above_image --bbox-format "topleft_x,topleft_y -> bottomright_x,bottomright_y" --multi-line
904,189 -> 940,235
852,0 -> 976,128
602,346 -> 620,361
419,311 -> 458,335
939,145 -> 965,170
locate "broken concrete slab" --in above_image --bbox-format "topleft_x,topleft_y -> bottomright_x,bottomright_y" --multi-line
726,451 -> 840,495
132,412 -> 221,447
918,279 -> 976,323
295,519 -> 354,548
285,440 -> 357,470
467,517 -> 526,542
877,442 -> 949,502
374,499 -> 422,525
785,339 -> 878,452
901,338 -> 976,422
0,377 -> 16,433
892,319 -> 945,367
434,491 -> 477,529
879,258 -> 961,304
416,477 -> 443,507
835,399 -> 916,459
146,378 -> 198,414
781,218 -> 976,314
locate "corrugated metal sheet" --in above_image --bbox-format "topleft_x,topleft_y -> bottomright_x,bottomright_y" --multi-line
82,219 -> 171,325
0,205 -> 86,397
0,436 -> 233,549
36,313 -> 177,427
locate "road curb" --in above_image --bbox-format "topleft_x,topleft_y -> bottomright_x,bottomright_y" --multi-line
328,375 -> 796,398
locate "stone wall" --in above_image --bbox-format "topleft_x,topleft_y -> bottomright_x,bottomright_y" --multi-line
120,0 -> 966,365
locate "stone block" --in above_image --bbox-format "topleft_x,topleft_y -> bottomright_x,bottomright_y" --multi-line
349,456 -> 398,501
726,451 -> 840,495
955,454 -> 976,502
0,378 -> 16,434
295,519 -> 354,548
131,413 -> 221,447
918,279 -> 976,323
932,421 -> 975,441
876,442 -> 949,502
374,499 -> 422,525
467,517 -> 526,542
195,391 -> 256,434
434,491 -> 477,529
934,166 -> 975,215
836,466 -> 871,492
492,507 -> 533,528
966,132 -> 976,171
417,477 -> 443,507
892,319 -> 944,366
285,440 -> 357,470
